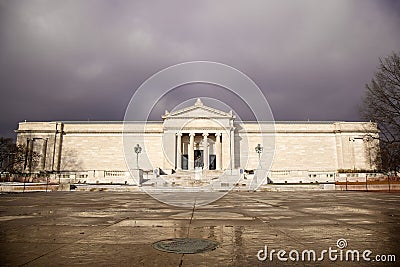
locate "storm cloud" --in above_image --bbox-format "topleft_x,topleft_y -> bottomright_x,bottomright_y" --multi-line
1,0 -> 399,137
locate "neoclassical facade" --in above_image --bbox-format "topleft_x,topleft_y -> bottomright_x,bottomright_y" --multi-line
16,99 -> 379,184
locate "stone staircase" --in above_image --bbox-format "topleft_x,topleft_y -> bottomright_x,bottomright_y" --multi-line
140,169 -> 257,191
155,170 -> 225,187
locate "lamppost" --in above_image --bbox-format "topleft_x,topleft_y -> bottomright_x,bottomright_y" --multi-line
255,144 -> 263,169
134,144 -> 142,169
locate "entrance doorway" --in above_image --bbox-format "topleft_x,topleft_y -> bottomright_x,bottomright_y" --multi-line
209,155 -> 216,170
182,154 -> 188,170
194,150 -> 203,168
180,151 -> 216,170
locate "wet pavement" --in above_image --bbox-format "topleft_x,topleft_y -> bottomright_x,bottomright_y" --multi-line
1,191 -> 399,266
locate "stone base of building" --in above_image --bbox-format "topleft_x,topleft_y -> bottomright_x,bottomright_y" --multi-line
45,168 -> 342,186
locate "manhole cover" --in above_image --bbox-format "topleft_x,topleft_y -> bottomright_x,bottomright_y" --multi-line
152,238 -> 219,254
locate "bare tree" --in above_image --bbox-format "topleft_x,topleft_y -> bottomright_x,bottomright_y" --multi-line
0,137 -> 15,173
361,52 -> 400,175
0,137 -> 39,177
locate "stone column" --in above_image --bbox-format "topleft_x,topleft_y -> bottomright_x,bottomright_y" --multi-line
55,123 -> 64,172
28,138 -> 34,172
176,133 -> 182,170
215,133 -> 221,170
188,133 -> 195,170
24,138 -> 30,171
230,129 -> 235,169
221,132 -> 230,169
203,133 -> 209,170
41,138 -> 48,170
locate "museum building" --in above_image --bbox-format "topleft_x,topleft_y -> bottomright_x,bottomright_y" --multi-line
16,99 -> 379,184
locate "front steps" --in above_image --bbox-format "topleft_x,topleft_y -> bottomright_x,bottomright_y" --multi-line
141,169 -> 246,190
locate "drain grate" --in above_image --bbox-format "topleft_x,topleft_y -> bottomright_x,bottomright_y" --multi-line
152,238 -> 219,254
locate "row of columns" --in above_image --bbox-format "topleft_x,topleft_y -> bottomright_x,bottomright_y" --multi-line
176,132 -> 222,171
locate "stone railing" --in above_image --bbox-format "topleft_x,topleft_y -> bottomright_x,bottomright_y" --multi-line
104,171 -> 127,177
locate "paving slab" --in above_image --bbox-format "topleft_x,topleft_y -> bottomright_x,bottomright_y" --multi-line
0,191 -> 399,266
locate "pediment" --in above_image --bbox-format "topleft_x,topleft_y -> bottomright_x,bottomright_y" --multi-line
162,99 -> 234,120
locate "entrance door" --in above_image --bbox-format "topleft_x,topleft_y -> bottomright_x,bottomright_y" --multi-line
182,154 -> 188,170
209,154 -> 216,170
194,150 -> 203,168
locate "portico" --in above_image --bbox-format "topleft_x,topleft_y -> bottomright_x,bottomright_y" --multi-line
176,132 -> 223,171
162,99 -> 235,172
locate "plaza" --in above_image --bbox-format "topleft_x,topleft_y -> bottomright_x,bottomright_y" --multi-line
1,191 -> 399,266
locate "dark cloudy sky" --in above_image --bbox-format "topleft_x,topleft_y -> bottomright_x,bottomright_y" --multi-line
1,0 -> 400,137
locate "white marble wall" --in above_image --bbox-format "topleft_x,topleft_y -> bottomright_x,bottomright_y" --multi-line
16,120 -> 379,177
